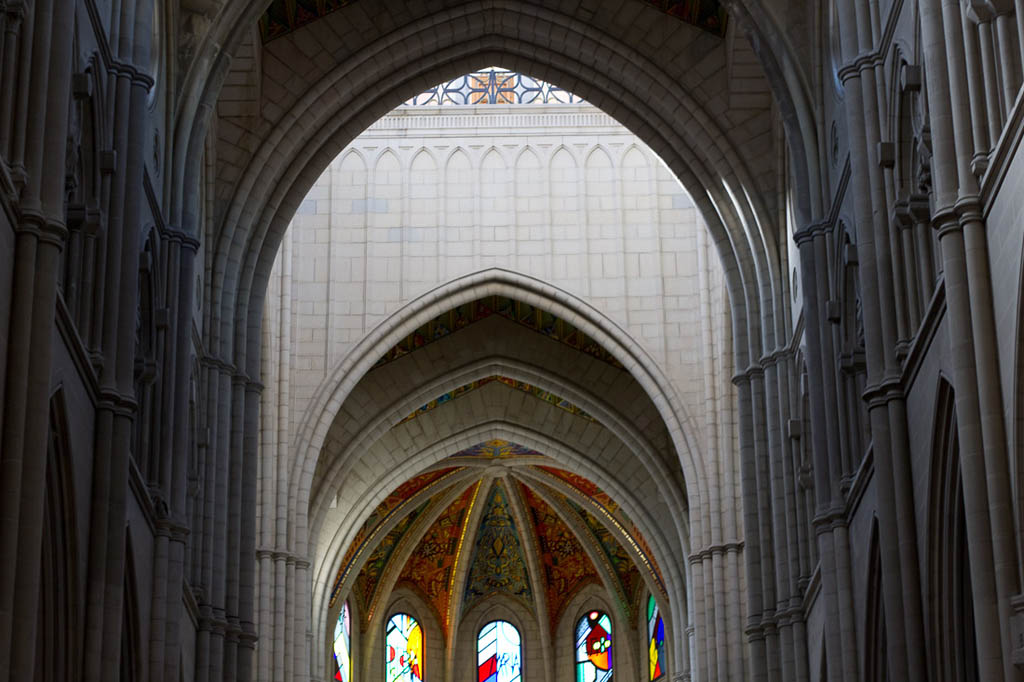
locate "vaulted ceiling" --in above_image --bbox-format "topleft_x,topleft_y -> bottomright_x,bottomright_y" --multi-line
329,439 -> 665,640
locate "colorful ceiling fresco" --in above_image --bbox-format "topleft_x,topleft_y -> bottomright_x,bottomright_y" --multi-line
259,0 -> 727,43
373,296 -> 623,370
533,465 -> 665,588
565,497 -> 644,615
450,439 -> 545,460
396,483 -> 481,636
518,484 -> 600,634
398,375 -> 596,426
352,500 -> 430,620
335,469 -> 662,636
330,468 -> 462,608
535,466 -> 620,514
462,482 -> 532,614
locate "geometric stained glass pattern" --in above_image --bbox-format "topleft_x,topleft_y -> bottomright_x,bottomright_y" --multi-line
407,68 -> 583,106
385,613 -> 424,682
477,620 -> 523,682
373,295 -> 623,370
575,611 -> 613,682
647,595 -> 666,681
334,600 -> 352,682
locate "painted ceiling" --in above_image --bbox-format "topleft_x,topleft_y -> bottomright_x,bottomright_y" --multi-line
462,481 -> 533,614
336,441 -> 666,638
330,467 -> 462,608
396,482 -> 481,636
259,0 -> 728,43
518,483 -> 600,633
373,296 -> 623,371
398,375 -> 595,427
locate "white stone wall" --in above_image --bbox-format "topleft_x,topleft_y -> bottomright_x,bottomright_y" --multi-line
264,103 -> 732,450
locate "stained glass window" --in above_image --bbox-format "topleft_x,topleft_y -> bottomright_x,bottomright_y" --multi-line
406,68 -> 584,106
647,596 -> 666,681
333,601 -> 352,682
575,611 -> 612,682
477,620 -> 522,682
385,613 -> 424,682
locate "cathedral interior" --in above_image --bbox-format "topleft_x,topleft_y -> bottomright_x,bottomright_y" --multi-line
1,1 -> 1024,681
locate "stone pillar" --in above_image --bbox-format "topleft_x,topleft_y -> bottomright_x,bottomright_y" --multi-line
836,1 -> 929,679
734,372 -> 768,682
922,0 -> 1023,679
0,0 -> 73,677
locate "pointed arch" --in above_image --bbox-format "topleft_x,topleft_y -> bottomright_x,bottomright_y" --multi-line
35,390 -> 79,682
864,519 -> 887,681
925,379 -> 979,682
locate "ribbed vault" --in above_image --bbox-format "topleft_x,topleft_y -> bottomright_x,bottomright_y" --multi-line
309,286 -> 689,678
327,439 -> 667,678
176,2 -> 817,679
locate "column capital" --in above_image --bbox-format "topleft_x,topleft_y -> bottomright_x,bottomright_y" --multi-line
793,219 -> 830,246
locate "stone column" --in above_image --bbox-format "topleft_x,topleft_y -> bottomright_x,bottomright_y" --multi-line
734,372 -> 768,682
0,0 -> 74,675
922,1 -> 1022,679
837,1 -> 929,679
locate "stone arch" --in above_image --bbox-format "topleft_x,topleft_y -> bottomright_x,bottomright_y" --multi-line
207,21 -> 774,387
35,390 -> 79,682
179,0 -> 819,242
120,528 -> 143,682
324,593 -> 362,682
864,518 -> 887,681
290,270 -> 703,553
557,586 -> 633,682
133,228 -> 163,480
925,379 -> 980,682
309,422 -> 688,673
638,590 -> 673,682
372,590 -> 443,682
454,596 -> 540,682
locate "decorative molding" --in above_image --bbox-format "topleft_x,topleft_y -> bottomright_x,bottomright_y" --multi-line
364,104 -> 623,136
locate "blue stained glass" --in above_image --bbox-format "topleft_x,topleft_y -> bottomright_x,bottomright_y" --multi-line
575,611 -> 613,682
647,596 -> 666,680
333,601 -> 352,682
385,613 -> 423,682
477,620 -> 522,682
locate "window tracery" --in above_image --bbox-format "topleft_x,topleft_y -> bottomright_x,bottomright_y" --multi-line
405,68 -> 584,106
